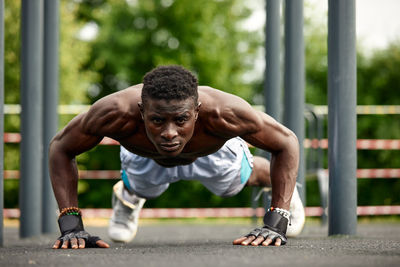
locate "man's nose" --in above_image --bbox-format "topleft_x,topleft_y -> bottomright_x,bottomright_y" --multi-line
161,123 -> 178,140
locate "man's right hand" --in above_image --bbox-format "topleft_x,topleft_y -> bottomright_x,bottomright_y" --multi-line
53,213 -> 110,249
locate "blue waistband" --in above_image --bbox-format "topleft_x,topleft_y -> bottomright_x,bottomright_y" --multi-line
240,153 -> 252,184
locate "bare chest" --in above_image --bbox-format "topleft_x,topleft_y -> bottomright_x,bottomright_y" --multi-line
116,132 -> 227,167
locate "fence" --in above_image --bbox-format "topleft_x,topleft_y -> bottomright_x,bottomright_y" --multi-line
3,105 -> 400,218
302,105 -> 400,221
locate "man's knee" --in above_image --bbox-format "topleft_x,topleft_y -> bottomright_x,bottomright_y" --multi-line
246,171 -> 260,187
246,156 -> 271,187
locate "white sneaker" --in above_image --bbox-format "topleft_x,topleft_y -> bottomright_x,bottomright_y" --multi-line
286,185 -> 305,237
108,181 -> 146,243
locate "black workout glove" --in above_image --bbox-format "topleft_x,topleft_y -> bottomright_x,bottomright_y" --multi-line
245,208 -> 289,245
57,214 -> 101,248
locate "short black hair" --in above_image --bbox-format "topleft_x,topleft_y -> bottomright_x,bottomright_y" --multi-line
142,65 -> 198,105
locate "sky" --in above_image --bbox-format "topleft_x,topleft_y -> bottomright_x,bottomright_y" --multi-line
312,0 -> 400,50
355,0 -> 400,49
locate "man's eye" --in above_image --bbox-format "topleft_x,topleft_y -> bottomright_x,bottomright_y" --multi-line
176,117 -> 188,124
151,118 -> 163,124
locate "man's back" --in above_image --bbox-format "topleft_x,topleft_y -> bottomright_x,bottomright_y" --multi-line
80,84 -> 260,166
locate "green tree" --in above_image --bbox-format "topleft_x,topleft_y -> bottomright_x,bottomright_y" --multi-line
77,0 -> 261,103
4,0 -> 94,106
59,1 -> 96,105
356,42 -> 400,206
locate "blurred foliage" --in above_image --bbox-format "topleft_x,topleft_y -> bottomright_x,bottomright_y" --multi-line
77,0 -> 261,103
3,1 -> 400,210
4,0 -> 20,104
4,0 -> 94,106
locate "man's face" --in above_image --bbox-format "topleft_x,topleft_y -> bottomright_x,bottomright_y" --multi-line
139,98 -> 200,157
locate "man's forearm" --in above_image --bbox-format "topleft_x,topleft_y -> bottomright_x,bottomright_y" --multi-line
269,133 -> 299,210
49,143 -> 80,210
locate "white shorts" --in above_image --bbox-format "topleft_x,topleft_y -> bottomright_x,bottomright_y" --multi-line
120,137 -> 253,199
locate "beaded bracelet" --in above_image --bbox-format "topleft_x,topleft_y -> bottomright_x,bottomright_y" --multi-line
59,206 -> 82,218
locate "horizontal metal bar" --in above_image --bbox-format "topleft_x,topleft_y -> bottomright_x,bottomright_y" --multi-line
4,206 -> 400,219
4,170 -> 120,179
304,138 -> 400,150
4,169 -> 400,179
4,133 -> 119,145
5,133 -> 400,150
4,104 -> 400,115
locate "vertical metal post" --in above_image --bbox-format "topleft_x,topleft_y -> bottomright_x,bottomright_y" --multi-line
259,0 -> 282,211
42,0 -> 59,233
20,0 -> 44,238
265,0 -> 281,121
251,188 -> 258,224
316,113 -> 324,170
0,0 -> 4,247
328,0 -> 357,235
283,0 -> 305,202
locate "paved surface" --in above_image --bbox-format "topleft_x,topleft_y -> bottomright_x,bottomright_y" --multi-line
1,221 -> 400,267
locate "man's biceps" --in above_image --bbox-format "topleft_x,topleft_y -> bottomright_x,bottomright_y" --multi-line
244,133 -> 281,151
56,133 -> 100,156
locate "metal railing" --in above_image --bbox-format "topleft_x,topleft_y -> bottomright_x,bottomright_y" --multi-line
3,105 -> 400,219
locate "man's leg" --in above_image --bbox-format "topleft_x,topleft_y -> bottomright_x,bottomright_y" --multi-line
108,180 -> 146,243
246,156 -> 271,187
111,147 -> 172,243
246,156 -> 305,237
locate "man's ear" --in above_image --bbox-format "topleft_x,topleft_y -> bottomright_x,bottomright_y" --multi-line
195,102 -> 201,120
138,102 -> 144,120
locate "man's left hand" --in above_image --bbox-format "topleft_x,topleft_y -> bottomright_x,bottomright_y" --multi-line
233,226 -> 285,246
233,207 -> 290,247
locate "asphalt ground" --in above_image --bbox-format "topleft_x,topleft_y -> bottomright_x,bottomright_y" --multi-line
1,219 -> 399,267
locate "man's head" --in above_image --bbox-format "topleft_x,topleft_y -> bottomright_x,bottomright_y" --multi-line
141,65 -> 198,106
139,65 -> 201,156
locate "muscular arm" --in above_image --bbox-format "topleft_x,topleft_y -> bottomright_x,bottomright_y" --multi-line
206,91 -> 299,246
207,90 -> 299,210
49,113 -> 103,210
49,113 -> 111,249
49,89 -> 140,249
242,111 -> 299,210
49,88 -> 139,211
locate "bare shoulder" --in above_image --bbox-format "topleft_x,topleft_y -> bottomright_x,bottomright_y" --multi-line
81,84 -> 143,137
198,86 -> 262,138
198,86 -> 251,108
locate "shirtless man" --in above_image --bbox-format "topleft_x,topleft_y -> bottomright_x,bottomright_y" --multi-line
50,65 -> 304,249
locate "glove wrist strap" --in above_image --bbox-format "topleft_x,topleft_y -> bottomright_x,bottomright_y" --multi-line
58,214 -> 85,235
263,209 -> 289,234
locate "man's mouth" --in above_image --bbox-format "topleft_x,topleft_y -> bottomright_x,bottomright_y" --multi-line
159,142 -> 181,152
